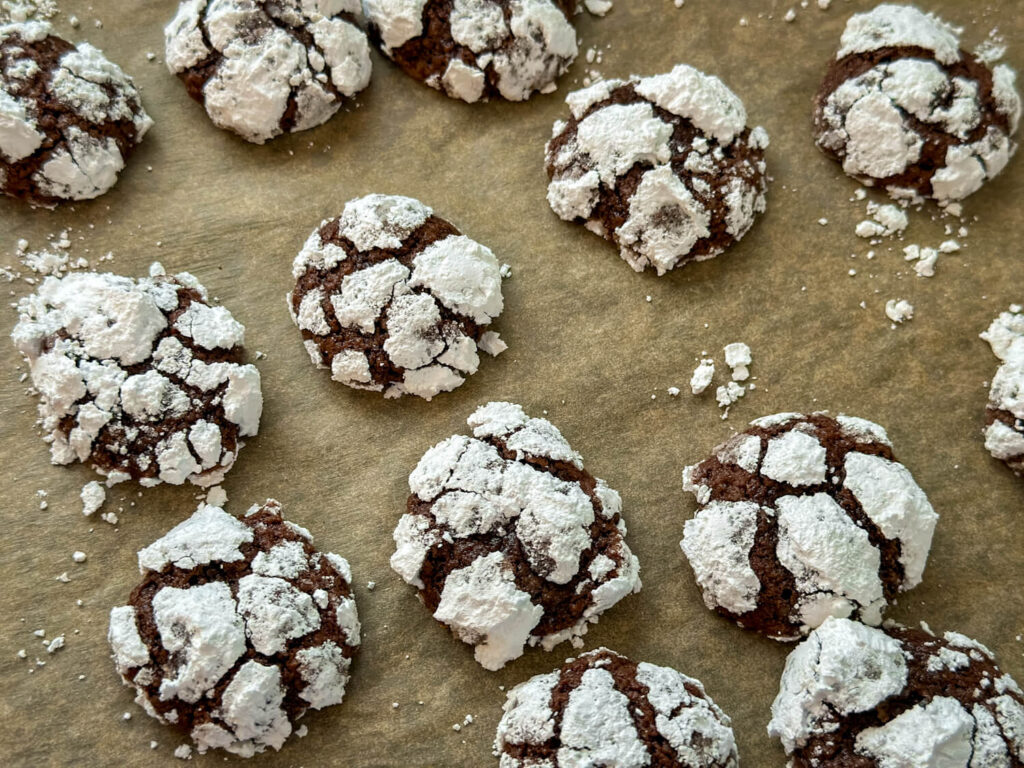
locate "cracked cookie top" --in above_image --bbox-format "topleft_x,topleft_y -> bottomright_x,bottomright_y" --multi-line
11,263 -> 262,488
0,21 -> 152,205
289,193 -> 506,400
768,618 -> 1024,768
681,412 -> 938,641
494,647 -> 739,768
109,499 -> 360,758
813,3 -> 1021,204
363,0 -> 577,103
165,0 -> 372,144
545,64 -> 769,275
391,402 -> 641,670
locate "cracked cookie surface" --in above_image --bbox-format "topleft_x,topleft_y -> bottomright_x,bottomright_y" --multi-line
289,193 -> 506,400
0,20 -> 152,204
681,412 -> 938,640
165,0 -> 371,144
109,499 -> 360,757
391,402 -> 641,670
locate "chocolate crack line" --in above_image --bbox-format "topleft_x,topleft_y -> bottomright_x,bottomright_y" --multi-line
182,1 -> 361,134
815,45 -> 1012,195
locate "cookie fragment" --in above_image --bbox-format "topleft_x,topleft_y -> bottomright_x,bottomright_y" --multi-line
11,264 -> 262,488
391,402 -> 641,670
545,64 -> 769,275
494,647 -> 738,767
768,617 -> 1024,767
0,21 -> 152,204
981,306 -> 1024,475
289,194 -> 506,400
164,0 -> 371,144
108,499 -> 360,757
813,3 -> 1021,204
363,0 -> 577,103
681,412 -> 938,640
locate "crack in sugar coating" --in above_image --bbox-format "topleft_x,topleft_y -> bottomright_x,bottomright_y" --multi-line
682,413 -> 938,641
981,307 -> 1024,476
495,647 -> 739,767
0,21 -> 152,205
289,194 -> 505,401
391,402 -> 640,670
165,0 -> 371,143
769,619 -> 1024,767
11,266 -> 263,488
813,5 -> 1020,203
364,0 -> 577,103
110,500 -> 360,758
545,69 -> 769,275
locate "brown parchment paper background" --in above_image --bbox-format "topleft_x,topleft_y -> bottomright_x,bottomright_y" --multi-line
1,1 -> 1022,766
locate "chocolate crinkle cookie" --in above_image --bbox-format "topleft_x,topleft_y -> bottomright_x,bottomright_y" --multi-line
681,412 -> 938,641
289,193 -> 506,400
0,21 -> 152,205
813,3 -> 1021,205
391,402 -> 641,670
981,306 -> 1024,475
494,648 -> 738,768
768,617 -> 1024,767
164,0 -> 371,144
108,500 -> 360,757
362,0 -> 577,103
545,65 -> 768,276
11,263 -> 262,488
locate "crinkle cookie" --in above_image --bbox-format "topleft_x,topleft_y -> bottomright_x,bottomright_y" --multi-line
11,263 -> 262,488
289,193 -> 506,400
0,21 -> 152,205
108,500 -> 360,757
494,648 -> 738,768
768,617 -> 1024,768
981,306 -> 1024,475
363,0 -> 577,103
164,0 -> 371,144
391,402 -> 641,670
681,412 -> 938,641
545,64 -> 769,275
813,3 -> 1021,204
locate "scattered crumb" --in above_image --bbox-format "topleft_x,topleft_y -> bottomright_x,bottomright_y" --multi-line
885,299 -> 914,325
55,571 -> 70,583
366,581 -> 376,591
499,263 -> 512,278
784,8 -> 796,23
80,481 -> 105,516
45,635 -> 64,654
690,359 -> 715,395
173,744 -> 192,760
71,551 -> 87,563
205,486 -> 227,507
723,342 -> 752,382
667,386 -> 680,397
583,0 -> 613,16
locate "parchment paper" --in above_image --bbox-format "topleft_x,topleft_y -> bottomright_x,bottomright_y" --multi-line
1,1 -> 1022,766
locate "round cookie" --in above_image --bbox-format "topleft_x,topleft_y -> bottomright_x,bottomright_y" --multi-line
0,21 -> 152,205
768,617 -> 1024,767
288,193 -> 506,401
813,3 -> 1021,204
545,64 -> 769,275
681,412 -> 938,641
494,647 -> 738,767
164,0 -> 371,144
108,499 -> 360,757
11,263 -> 262,488
391,402 -> 641,670
362,0 -> 577,103
981,306 -> 1024,475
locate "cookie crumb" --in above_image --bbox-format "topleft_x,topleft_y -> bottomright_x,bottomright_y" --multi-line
71,551 -> 86,563
690,359 -> 715,395
724,342 -> 752,381
173,744 -> 191,760
885,299 -> 914,324
46,635 -> 64,653
80,482 -> 105,517
667,386 -> 680,397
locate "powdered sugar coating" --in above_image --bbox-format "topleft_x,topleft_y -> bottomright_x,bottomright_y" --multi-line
364,0 -> 577,103
768,618 -> 1024,766
392,403 -> 640,670
546,65 -> 768,275
12,266 -> 263,488
290,194 -> 505,400
108,499 -> 360,757
815,4 -> 1019,203
681,412 -> 938,640
982,307 -> 1024,475
165,0 -> 371,144
494,648 -> 738,767
0,21 -> 152,204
